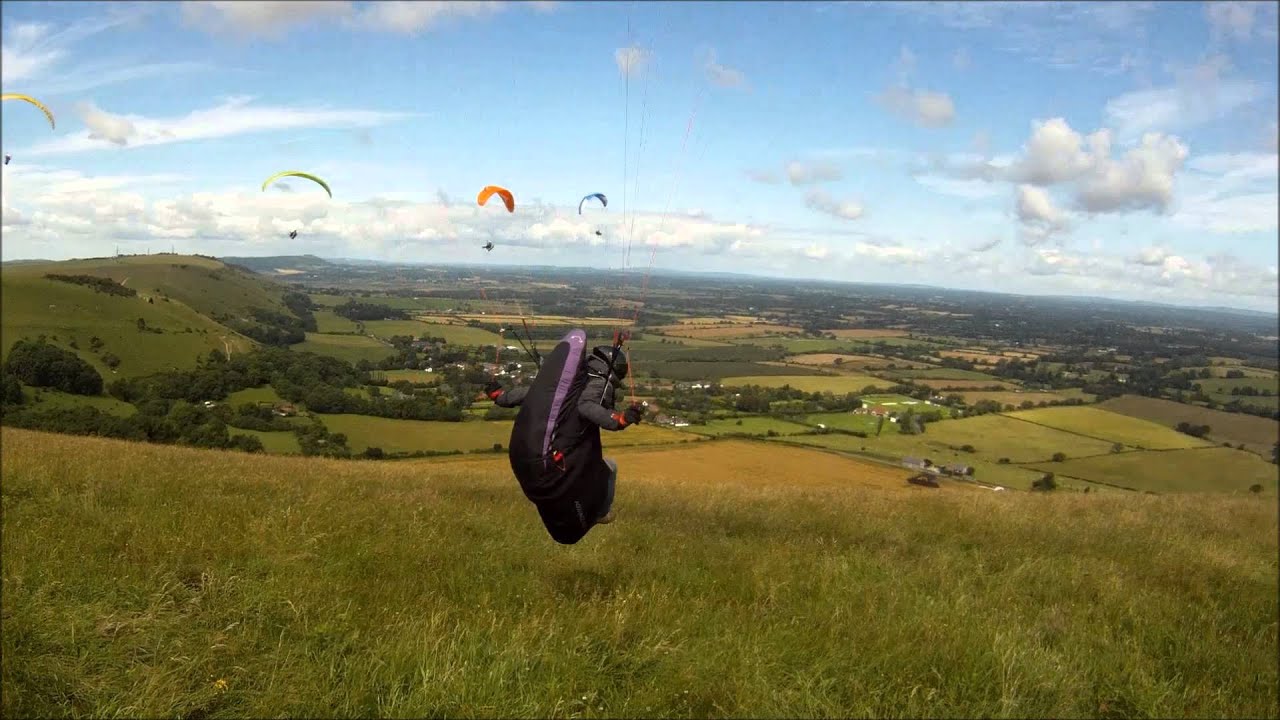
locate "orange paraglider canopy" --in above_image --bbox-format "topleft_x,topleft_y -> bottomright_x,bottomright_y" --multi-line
477,185 -> 515,213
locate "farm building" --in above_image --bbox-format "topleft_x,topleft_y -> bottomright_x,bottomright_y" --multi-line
941,463 -> 974,477
902,456 -> 931,471
272,403 -> 298,417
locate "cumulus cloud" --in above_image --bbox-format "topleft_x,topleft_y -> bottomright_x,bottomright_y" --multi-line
785,160 -> 843,185
180,1 -> 542,37
932,118 -> 1189,215
803,188 -> 864,221
1015,184 -> 1069,244
24,96 -> 412,155
970,236 -> 1003,253
878,86 -> 956,128
615,45 -> 649,77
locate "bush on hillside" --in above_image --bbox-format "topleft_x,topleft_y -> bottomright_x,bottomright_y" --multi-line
5,340 -> 104,395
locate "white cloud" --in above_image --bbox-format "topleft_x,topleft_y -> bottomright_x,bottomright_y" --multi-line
785,160 -> 843,185
1076,132 -> 1188,213
23,96 -> 412,156
933,118 -> 1189,216
744,168 -> 782,185
852,242 -> 924,264
970,236 -> 1003,253
704,49 -> 747,89
1015,184 -> 1068,244
803,244 -> 830,260
914,175 -> 1004,199
181,1 -> 541,37
1205,1 -> 1279,44
878,86 -> 956,128
803,188 -> 864,221
1103,55 -> 1263,140
1,8 -> 206,96
889,2 -> 1159,76
615,46 -> 650,78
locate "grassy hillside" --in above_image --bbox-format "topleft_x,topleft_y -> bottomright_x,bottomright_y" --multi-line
12,255 -> 291,320
0,268 -> 256,378
3,429 -> 1275,717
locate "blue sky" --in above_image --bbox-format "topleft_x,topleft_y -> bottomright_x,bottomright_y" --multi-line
1,1 -> 1277,311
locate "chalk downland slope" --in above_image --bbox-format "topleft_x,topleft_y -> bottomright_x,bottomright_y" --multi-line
3,428 -> 1275,718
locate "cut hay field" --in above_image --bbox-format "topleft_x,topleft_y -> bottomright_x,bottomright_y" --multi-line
293,333 -> 394,365
649,323 -> 803,339
822,328 -> 912,338
719,374 -> 891,393
956,391 -> 1077,407
1029,447 -> 1279,494
1098,395 -> 1280,457
937,350 -> 1006,364
3,428 -> 1276,717
1005,407 -> 1216,451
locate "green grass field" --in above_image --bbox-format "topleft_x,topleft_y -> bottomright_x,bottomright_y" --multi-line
889,414 -> 1118,464
1097,395 -> 1279,458
293,333 -> 395,365
230,428 -> 302,454
683,416 -> 813,437
316,415 -> 510,454
406,322 -> 505,347
313,310 -> 360,334
225,385 -> 285,407
719,374 -> 891,393
1,270 -> 256,378
4,428 -> 1275,717
309,294 -> 461,312
889,368 -> 1005,381
1195,376 -> 1280,395
1209,392 -> 1280,412
642,361 -> 825,382
858,394 -> 920,406
21,387 -> 137,417
371,369 -> 441,385
1029,447 -> 1279,494
1004,407 -> 1215,451
799,412 -> 883,434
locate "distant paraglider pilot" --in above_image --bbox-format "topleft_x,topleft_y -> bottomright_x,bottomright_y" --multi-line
482,241 -> 495,252
3,154 -> 10,166
289,230 -> 298,240
484,330 -> 642,544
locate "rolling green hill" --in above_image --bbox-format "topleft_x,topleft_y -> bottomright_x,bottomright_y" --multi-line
0,267 -> 256,378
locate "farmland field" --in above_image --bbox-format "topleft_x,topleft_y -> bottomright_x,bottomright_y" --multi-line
371,369 -> 441,385
1195,377 -> 1280,395
649,322 -> 803,339
1004,407 -> 1215,450
719,374 -> 890,392
800,412 -> 883,434
641,361 -> 825,382
683,416 -> 813,437
893,414 -> 1117,464
226,385 -> 285,406
316,415 -> 510,454
937,350 -> 1006,364
417,313 -> 628,327
410,322 -> 505,347
956,391 -> 1076,406
822,328 -> 911,338
1209,393 -> 1280,412
313,310 -> 359,333
1029,447 -> 1279,494
913,379 -> 1020,390
294,333 -> 394,364
889,368 -> 1005,380
1098,395 -> 1279,457
22,388 -> 137,416
783,353 -> 935,370
231,428 -> 302,454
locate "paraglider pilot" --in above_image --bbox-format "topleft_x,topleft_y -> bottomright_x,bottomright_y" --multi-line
484,331 -> 642,544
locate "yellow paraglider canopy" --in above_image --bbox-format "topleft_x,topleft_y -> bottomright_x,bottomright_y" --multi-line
1,93 -> 55,129
261,170 -> 332,198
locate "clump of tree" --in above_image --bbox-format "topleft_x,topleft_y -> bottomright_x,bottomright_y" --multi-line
1031,473 -> 1057,491
5,339 -> 103,395
1174,421 -> 1211,438
44,273 -> 136,297
334,299 -> 411,322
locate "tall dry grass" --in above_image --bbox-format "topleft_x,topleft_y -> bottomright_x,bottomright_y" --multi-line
2,428 -> 1276,718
